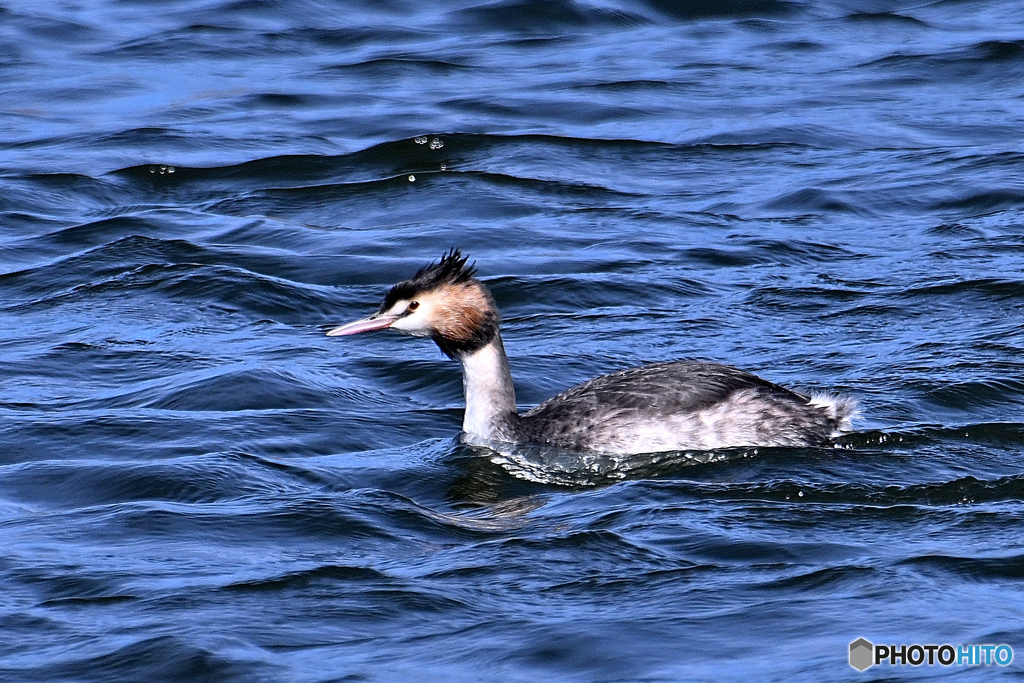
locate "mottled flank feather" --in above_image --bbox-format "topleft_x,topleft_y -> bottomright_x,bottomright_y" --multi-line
513,361 -> 856,453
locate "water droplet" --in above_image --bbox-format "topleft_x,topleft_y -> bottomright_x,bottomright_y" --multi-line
414,136 -> 427,145
798,490 -> 804,497
167,166 -> 175,174
429,137 -> 443,150
440,163 -> 447,171
149,168 -> 156,174
408,175 -> 416,182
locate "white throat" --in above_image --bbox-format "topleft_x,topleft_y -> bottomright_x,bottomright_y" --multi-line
458,334 -> 517,441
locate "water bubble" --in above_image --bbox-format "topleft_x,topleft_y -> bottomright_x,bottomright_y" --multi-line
408,175 -> 416,182
414,136 -> 427,145
429,137 -> 444,150
798,490 -> 804,497
440,163 -> 447,171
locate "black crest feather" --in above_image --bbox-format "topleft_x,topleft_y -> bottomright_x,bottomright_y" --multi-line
379,248 -> 477,312
413,248 -> 477,287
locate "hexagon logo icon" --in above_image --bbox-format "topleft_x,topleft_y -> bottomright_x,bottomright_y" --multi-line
849,638 -> 874,671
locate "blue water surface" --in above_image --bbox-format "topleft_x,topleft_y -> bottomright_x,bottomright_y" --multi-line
2,0 -> 1024,680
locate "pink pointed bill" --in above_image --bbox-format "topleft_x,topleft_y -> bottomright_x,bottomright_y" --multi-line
326,314 -> 400,336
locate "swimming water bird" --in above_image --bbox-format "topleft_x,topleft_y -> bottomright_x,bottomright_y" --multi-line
327,250 -> 855,455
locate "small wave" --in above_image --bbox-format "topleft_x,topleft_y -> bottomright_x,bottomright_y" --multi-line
0,454 -> 297,508
762,187 -> 872,215
0,234 -> 201,309
861,39 -> 1024,82
6,213 -> 196,261
695,124 -> 854,149
498,528 -> 683,571
746,283 -> 871,313
687,238 -> 856,267
16,634 -> 265,682
901,553 -> 1024,581
89,125 -> 197,149
146,367 -> 332,412
242,92 -> 322,109
674,473 -> 1024,507
923,380 -> 1024,410
839,423 -> 1024,448
845,11 -> 928,26
456,0 -> 648,32
321,56 -> 472,76
111,134 -> 489,188
268,24 -> 415,48
107,132 -> 770,203
493,272 -> 709,313
109,131 -> 732,187
899,277 -> 1024,301
224,564 -> 387,592
757,565 -> 877,592
925,222 -> 985,236
934,188 -> 1024,213
94,22 -> 299,61
2,233 -> 342,322
15,567 -> 136,607
641,0 -> 798,20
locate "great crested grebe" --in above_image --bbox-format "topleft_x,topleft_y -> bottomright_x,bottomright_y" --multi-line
327,250 -> 855,455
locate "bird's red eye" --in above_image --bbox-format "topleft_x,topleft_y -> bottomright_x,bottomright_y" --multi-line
408,301 -> 420,311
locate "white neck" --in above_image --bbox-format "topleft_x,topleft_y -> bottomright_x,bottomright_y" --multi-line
458,334 -> 517,442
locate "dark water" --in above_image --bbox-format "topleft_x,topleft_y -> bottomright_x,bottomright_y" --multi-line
2,0 -> 1024,680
